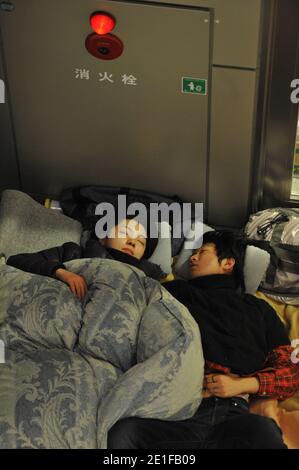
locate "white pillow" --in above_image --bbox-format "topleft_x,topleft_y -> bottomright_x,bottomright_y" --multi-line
243,245 -> 270,294
148,221 -> 172,274
84,220 -> 173,275
174,225 -> 270,294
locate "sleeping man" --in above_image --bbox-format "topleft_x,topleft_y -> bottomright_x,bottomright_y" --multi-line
7,217 -> 164,297
107,230 -> 299,449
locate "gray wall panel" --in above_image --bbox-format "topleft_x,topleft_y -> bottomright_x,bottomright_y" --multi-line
1,0 -> 269,228
208,67 -> 257,227
0,27 -> 20,192
144,0 -> 262,68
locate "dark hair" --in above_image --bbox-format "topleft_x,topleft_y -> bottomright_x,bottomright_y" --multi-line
202,230 -> 246,290
91,214 -> 158,260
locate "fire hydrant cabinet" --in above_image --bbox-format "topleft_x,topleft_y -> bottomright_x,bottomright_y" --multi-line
0,0 -> 298,226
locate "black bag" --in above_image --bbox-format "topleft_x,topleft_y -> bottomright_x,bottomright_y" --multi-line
59,185 -> 196,256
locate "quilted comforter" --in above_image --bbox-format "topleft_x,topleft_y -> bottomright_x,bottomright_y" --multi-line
0,258 -> 203,448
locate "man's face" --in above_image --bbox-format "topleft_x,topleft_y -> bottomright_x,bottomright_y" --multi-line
189,242 -> 233,278
102,219 -> 147,260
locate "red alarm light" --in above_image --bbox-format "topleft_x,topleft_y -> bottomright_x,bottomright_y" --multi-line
90,12 -> 116,35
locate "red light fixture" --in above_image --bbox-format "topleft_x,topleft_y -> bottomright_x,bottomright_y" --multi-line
85,33 -> 124,60
90,12 -> 116,35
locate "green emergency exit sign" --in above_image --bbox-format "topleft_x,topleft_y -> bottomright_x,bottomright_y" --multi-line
182,77 -> 207,95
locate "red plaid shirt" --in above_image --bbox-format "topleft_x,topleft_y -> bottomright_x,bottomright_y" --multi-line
205,344 -> 299,401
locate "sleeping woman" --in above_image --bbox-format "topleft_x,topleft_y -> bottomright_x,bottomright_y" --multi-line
7,217 -> 165,299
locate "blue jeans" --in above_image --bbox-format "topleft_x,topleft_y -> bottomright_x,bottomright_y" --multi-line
107,397 -> 287,449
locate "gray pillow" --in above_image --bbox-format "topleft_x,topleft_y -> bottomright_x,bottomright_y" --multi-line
0,190 -> 82,259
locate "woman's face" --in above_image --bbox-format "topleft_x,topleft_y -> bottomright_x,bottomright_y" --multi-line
101,219 -> 147,260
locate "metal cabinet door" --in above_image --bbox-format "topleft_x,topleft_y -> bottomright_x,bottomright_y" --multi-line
1,0 -> 210,202
149,0 -> 262,69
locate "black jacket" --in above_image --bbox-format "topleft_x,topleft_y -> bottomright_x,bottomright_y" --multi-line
164,274 -> 290,375
7,240 -> 165,281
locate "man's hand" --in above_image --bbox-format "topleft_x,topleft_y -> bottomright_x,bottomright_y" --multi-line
204,374 -> 260,398
54,268 -> 87,299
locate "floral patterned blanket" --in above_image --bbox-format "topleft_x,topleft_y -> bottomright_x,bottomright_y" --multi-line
0,258 -> 203,448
